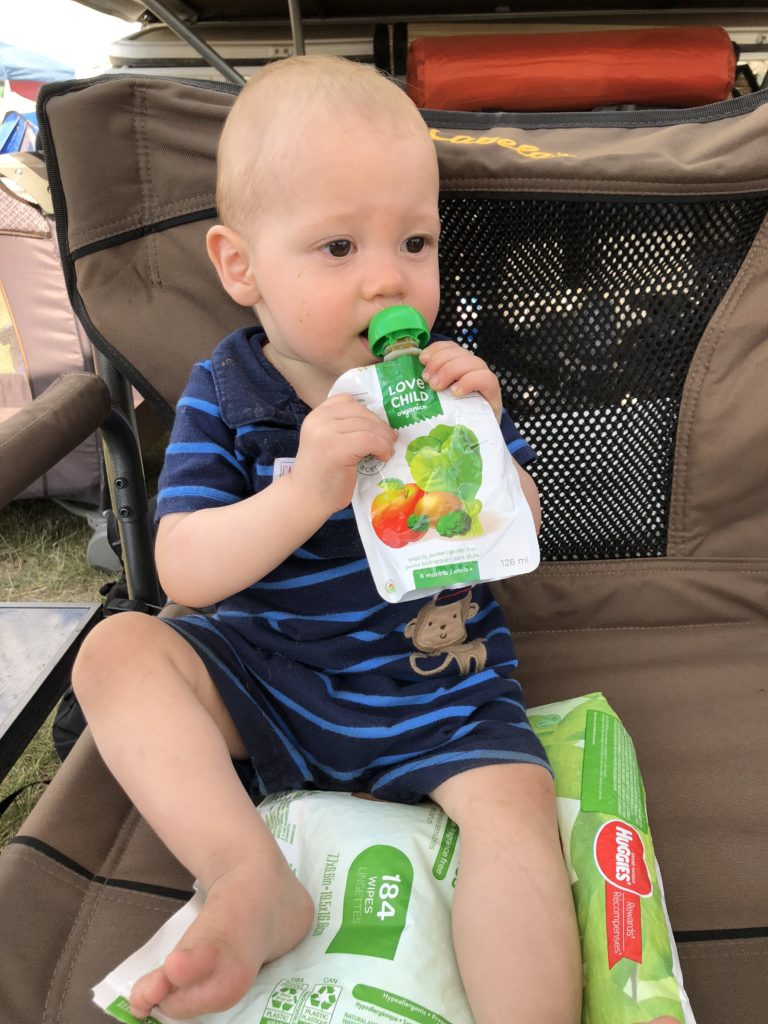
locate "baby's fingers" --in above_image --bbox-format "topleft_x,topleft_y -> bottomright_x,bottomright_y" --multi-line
420,342 -> 480,387
448,366 -> 502,410
420,344 -> 501,419
331,422 -> 395,466
321,406 -> 394,458
336,409 -> 396,443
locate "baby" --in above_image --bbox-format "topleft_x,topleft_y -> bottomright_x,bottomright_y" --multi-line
73,55 -> 581,1023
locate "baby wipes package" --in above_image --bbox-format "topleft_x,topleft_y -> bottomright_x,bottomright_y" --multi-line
93,792 -> 469,1024
529,694 -> 696,1024
93,694 -> 695,1024
327,305 -> 539,603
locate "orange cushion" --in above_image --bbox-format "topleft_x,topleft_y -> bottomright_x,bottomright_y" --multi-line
407,26 -> 736,112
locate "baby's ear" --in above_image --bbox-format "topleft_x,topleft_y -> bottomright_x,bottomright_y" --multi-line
206,225 -> 261,307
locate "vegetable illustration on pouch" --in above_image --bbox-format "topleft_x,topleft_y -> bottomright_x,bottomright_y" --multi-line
370,479 -> 426,548
329,305 -> 540,602
372,427 -> 483,549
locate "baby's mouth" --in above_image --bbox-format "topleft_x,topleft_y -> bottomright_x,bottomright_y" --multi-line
358,331 -> 374,353
358,330 -> 380,362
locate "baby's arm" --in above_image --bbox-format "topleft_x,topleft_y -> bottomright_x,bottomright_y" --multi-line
156,395 -> 395,608
420,340 -> 542,532
516,463 -> 541,533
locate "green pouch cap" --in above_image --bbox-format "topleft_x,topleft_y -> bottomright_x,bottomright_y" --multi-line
368,305 -> 430,357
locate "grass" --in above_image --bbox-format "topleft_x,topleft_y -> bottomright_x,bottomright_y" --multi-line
0,499 -> 118,847
0,500 -> 117,604
0,438 -> 165,849
0,709 -> 60,849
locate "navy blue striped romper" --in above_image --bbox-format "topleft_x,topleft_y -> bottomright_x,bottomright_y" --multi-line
156,327 -> 550,803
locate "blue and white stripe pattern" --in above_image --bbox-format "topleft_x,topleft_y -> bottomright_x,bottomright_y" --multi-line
156,327 -> 549,801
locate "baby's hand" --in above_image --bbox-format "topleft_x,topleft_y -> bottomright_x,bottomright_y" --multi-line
419,340 -> 503,422
291,394 -> 396,513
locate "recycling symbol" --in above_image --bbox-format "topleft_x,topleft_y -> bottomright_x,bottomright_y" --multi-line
272,985 -> 301,1011
309,984 -> 339,1010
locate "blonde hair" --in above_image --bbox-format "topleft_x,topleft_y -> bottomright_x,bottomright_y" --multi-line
216,56 -> 430,231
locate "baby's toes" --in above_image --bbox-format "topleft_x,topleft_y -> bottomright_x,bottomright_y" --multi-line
159,943 -> 251,1018
163,942 -> 222,989
129,965 -> 175,1017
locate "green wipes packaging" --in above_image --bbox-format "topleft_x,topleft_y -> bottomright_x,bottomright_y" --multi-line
529,693 -> 695,1024
93,693 -> 695,1024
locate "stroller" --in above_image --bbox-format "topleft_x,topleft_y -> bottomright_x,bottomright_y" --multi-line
0,56 -> 767,1024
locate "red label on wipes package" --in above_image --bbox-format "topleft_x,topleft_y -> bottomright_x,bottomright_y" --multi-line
605,884 -> 643,968
595,821 -> 652,969
594,819 -> 652,896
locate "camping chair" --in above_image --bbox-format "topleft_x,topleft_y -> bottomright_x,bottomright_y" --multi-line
0,72 -> 766,1024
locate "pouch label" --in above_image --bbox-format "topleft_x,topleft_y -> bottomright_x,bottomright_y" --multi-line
376,355 -> 443,429
413,561 -> 480,589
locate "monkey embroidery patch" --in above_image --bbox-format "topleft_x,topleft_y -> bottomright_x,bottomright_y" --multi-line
404,587 -> 487,677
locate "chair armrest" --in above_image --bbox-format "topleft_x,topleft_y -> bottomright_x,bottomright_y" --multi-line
0,372 -> 111,509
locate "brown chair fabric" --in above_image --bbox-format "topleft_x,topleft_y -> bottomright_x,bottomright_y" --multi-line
0,730 -> 192,1024
0,75 -> 764,1024
40,78 -> 245,419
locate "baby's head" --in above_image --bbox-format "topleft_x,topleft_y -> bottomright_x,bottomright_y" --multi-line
216,55 -> 435,236
207,56 -> 441,403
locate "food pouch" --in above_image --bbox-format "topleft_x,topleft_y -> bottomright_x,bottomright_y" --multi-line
93,694 -> 695,1024
327,305 -> 539,602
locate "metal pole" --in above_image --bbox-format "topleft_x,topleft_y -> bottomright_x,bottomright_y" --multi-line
140,0 -> 246,85
92,349 -> 162,608
99,408 -> 163,609
286,0 -> 306,56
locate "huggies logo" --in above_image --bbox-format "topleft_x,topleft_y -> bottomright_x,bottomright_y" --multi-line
594,819 -> 652,969
429,128 -> 574,161
594,819 -> 653,897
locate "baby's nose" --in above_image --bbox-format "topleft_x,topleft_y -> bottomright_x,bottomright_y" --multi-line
363,257 -> 406,302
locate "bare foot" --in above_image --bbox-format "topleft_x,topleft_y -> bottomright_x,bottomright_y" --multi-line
129,859 -> 314,1019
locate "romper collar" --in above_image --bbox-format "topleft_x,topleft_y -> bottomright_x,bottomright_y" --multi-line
211,327 -> 309,429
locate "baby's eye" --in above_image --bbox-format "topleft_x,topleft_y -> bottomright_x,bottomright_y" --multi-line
323,239 -> 353,258
403,236 -> 427,254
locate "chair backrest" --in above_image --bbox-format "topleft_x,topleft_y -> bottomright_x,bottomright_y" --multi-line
432,128 -> 768,562
38,78 -> 245,419
38,77 -> 768,564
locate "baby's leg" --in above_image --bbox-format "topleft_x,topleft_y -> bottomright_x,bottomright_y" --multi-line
72,612 -> 314,1019
431,764 -> 582,1024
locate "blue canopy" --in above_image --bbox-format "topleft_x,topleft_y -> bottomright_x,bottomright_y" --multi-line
0,41 -> 74,82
